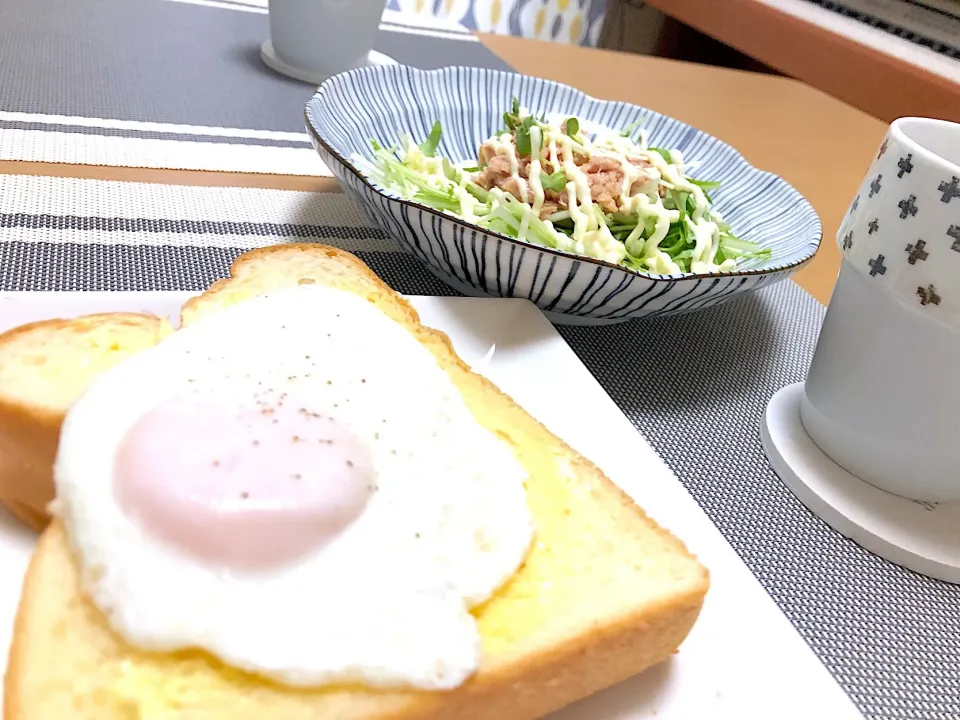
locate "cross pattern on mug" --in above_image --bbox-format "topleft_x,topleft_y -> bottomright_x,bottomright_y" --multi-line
948,225 -> 960,252
897,154 -> 914,178
868,254 -> 887,276
841,123 -> 960,321
938,176 -> 960,203
898,195 -> 919,219
905,240 -> 929,264
917,284 -> 942,306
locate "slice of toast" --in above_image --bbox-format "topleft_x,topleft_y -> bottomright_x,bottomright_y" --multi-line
0,313 -> 172,531
5,244 -> 709,719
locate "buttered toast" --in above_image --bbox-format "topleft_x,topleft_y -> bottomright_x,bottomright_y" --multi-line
0,313 -> 172,530
5,244 -> 708,719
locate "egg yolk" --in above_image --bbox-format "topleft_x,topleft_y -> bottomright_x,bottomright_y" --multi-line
112,388 -> 374,570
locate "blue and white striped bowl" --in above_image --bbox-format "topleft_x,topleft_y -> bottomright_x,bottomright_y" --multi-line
305,65 -> 821,325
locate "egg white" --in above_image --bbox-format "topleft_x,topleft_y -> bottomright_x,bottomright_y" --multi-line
53,285 -> 534,691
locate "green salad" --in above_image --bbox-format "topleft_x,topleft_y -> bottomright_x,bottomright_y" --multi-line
354,99 -> 770,275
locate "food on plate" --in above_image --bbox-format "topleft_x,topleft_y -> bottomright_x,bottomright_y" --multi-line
357,98 -> 771,275
0,312 -> 172,531
5,244 -> 709,720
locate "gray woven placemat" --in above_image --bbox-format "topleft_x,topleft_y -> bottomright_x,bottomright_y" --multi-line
0,0 -> 507,132
1,175 -> 958,720
0,0 -> 508,173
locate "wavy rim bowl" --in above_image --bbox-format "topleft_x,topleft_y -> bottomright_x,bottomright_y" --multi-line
304,65 -> 822,284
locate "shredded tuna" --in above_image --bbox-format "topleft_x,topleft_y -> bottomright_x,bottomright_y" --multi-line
476,140 -> 655,214
478,141 -> 499,167
475,154 -> 522,199
581,156 -> 622,174
538,201 -> 562,219
581,156 -> 624,214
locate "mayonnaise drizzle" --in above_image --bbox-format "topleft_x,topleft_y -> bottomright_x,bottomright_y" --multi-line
383,114 -> 744,275
528,125 -> 545,217
494,132 -> 528,202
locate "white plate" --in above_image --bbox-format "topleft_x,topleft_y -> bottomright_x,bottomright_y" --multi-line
0,292 -> 862,719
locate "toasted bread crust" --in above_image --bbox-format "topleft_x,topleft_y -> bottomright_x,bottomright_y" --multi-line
6,522 -> 706,720
0,313 -> 172,531
5,244 -> 709,719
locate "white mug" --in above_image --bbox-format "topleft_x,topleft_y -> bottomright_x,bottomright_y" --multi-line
267,0 -> 387,81
800,117 -> 960,503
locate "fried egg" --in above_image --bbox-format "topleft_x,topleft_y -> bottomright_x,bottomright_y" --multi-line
53,285 -> 534,691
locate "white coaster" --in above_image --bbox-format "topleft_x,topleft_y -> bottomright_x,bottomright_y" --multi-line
259,40 -> 396,86
760,382 -> 960,584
